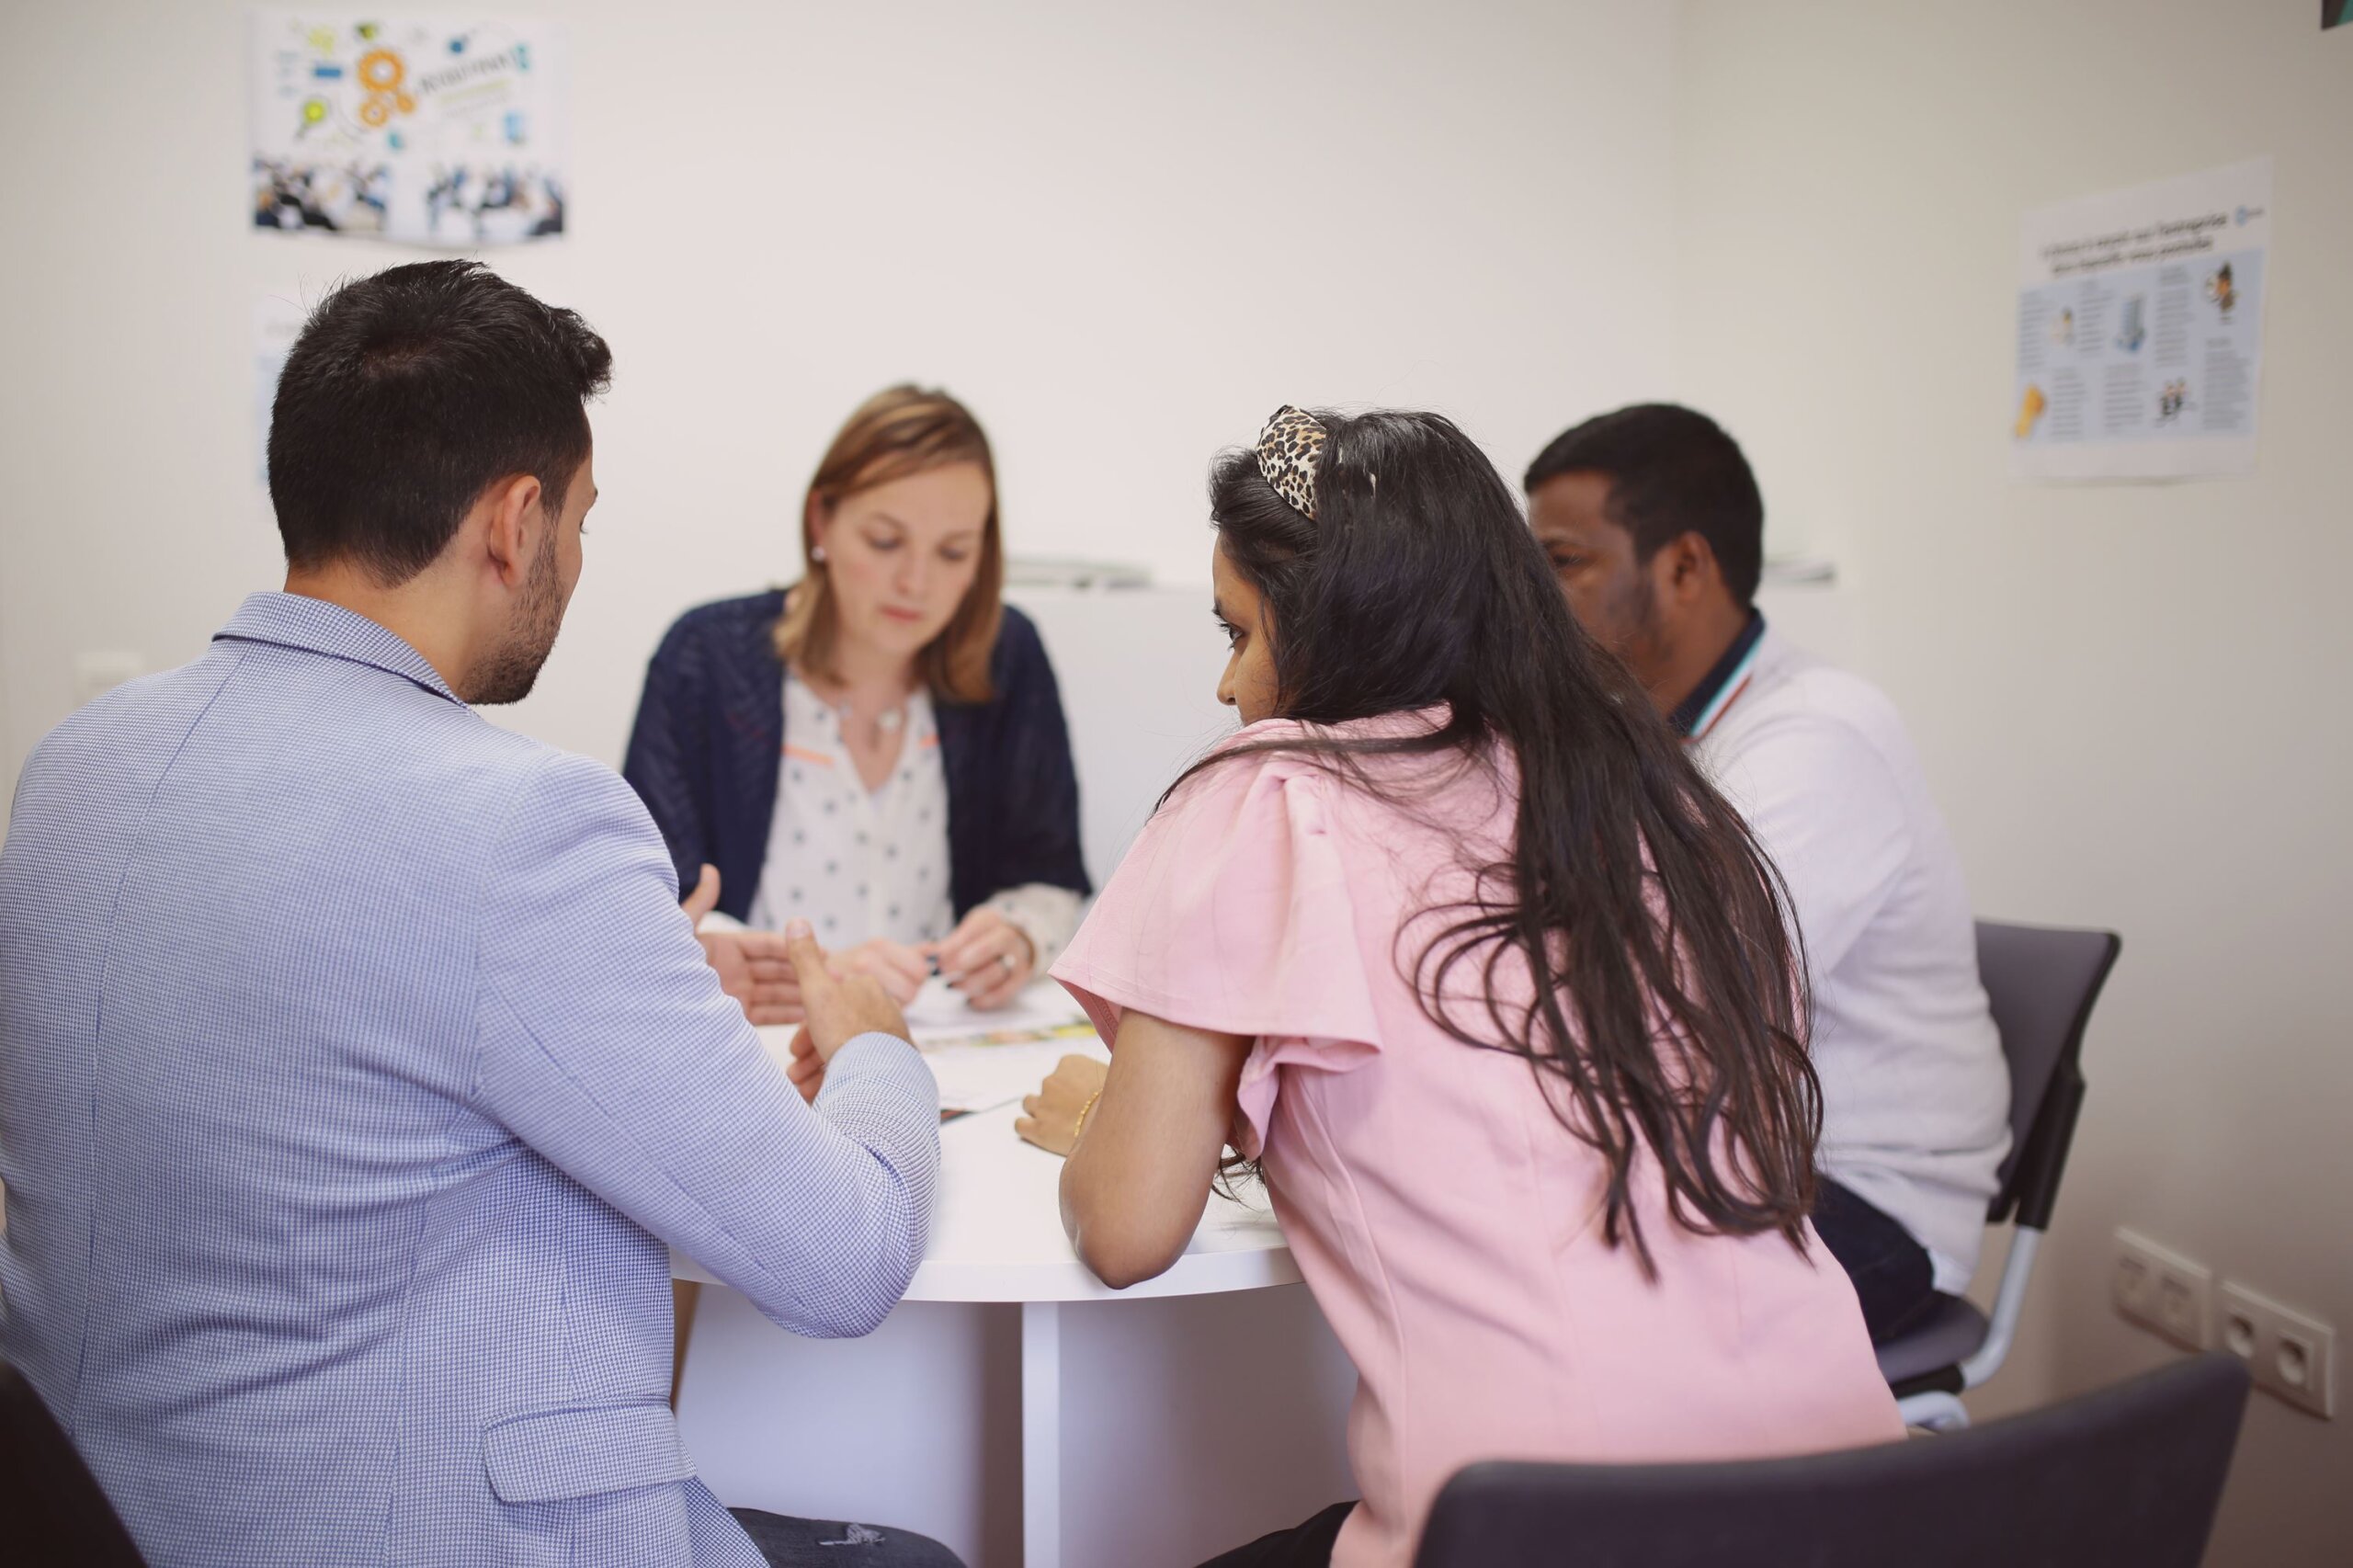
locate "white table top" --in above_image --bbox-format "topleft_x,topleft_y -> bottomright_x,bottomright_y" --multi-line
674,988 -> 1299,1304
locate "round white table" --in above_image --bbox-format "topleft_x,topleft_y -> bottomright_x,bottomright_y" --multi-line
673,1028 -> 1357,1568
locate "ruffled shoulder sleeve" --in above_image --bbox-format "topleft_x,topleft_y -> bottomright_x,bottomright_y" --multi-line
1051,732 -> 1385,1155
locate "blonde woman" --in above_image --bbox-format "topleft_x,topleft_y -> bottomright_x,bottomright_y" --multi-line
625,386 -> 1088,1017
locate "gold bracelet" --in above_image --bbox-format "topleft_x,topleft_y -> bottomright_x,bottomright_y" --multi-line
1072,1088 -> 1104,1141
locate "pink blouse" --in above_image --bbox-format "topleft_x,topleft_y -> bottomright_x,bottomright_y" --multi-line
1052,714 -> 1904,1568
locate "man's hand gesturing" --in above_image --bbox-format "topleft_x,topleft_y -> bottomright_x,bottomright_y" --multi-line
782,919 -> 912,1103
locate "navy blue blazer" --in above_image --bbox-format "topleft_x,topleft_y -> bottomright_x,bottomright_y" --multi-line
622,590 -> 1090,924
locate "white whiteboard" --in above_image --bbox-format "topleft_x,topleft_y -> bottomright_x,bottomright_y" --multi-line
1006,585 -> 1233,891
1020,579 -> 1859,891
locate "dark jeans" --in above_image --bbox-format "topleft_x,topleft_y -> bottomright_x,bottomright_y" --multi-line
1196,1501 -> 1358,1568
1812,1176 -> 1945,1344
732,1508 -> 964,1568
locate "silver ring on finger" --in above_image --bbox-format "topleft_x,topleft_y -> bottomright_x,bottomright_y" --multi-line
998,951 -> 1017,973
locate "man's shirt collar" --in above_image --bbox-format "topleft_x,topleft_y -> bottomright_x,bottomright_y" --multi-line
213,591 -> 466,707
1666,609 -> 1766,742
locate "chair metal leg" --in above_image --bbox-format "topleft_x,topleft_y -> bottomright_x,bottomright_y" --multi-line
1893,1223 -> 2041,1433
1899,1390 -> 1971,1432
1959,1226 -> 2040,1390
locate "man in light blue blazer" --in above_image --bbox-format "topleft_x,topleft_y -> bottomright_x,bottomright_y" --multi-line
0,262 -> 954,1567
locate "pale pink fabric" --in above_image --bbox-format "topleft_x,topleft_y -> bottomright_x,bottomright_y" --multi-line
1053,714 -> 1904,1568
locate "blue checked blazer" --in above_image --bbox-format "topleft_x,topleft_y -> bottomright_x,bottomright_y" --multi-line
0,593 -> 941,1568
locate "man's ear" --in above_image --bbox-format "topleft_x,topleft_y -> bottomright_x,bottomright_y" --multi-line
480,474 -> 547,589
1660,531 -> 1723,607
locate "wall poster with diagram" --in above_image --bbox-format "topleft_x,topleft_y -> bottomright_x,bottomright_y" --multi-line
249,12 -> 567,246
2012,158 -> 2270,482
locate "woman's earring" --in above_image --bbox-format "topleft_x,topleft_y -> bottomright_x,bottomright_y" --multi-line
810,544 -> 828,564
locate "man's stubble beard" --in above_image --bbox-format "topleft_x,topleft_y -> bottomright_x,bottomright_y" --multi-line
464,537 -> 565,707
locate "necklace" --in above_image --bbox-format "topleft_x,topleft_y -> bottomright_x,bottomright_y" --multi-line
799,664 -> 913,747
834,698 -> 906,740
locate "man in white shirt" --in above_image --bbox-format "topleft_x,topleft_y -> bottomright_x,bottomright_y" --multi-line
1524,403 -> 2009,1343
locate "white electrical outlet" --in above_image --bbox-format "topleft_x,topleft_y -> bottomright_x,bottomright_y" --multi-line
2115,1244 -> 2158,1321
2114,1229 -> 2212,1350
2221,1282 -> 2335,1420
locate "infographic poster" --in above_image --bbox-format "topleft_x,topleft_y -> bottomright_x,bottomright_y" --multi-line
2011,158 -> 2270,482
249,13 -> 567,246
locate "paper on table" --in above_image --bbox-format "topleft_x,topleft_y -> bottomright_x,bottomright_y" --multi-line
924,1037 -> 1108,1119
898,979 -> 1091,1036
907,981 -> 1102,1116
750,1018 -> 1099,1119
751,981 -> 1100,1118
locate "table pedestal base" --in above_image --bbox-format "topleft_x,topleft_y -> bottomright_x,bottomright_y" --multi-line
676,1283 -> 1356,1568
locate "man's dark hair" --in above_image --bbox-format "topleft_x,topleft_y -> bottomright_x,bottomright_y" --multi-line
267,260 -> 612,585
1523,403 -> 1764,605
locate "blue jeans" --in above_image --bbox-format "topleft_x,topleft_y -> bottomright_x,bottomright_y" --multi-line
732,1509 -> 963,1568
1812,1176 -> 1944,1344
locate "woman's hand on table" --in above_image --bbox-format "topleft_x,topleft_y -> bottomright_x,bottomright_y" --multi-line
831,937 -> 931,1006
1015,1053 -> 1109,1156
928,907 -> 1037,1011
683,864 -> 805,1025
783,921 -> 912,1104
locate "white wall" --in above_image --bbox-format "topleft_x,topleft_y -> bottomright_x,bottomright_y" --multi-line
1675,3 -> 2353,1562
0,0 -> 1678,796
23,0 -> 2352,1559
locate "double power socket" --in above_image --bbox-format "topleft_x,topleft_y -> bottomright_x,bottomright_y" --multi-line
2115,1228 -> 2335,1419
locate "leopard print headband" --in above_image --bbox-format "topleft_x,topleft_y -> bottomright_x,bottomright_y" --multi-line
1255,404 -> 1328,520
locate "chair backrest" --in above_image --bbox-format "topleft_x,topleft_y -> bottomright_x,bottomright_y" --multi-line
1414,1353 -> 2249,1568
1975,918 -> 2120,1228
1,1358 -> 150,1567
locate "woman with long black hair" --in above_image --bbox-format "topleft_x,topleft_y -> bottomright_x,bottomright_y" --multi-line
1016,407 -> 1901,1568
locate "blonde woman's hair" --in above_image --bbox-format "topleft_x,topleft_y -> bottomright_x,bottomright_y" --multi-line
774,385 -> 1004,703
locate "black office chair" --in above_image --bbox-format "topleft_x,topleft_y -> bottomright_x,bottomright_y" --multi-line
1414,1352 -> 2250,1568
2,1357 -> 150,1567
1876,919 -> 2121,1429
